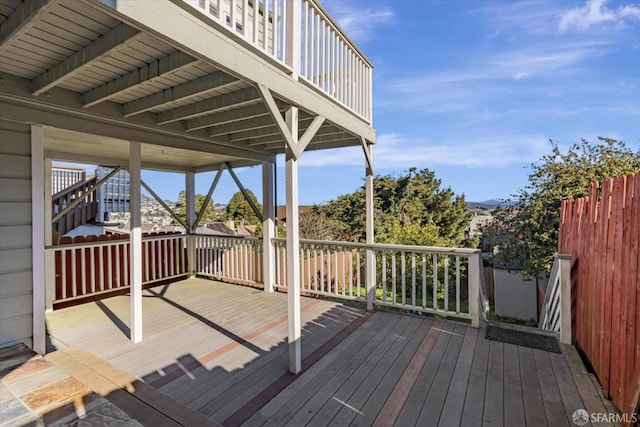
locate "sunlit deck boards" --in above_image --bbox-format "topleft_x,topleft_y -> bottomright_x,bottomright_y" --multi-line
46,279 -> 587,426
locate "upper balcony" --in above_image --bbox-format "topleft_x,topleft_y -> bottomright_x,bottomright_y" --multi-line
0,0 -> 375,171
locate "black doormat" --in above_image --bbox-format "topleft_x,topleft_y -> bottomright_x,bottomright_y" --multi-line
485,325 -> 561,353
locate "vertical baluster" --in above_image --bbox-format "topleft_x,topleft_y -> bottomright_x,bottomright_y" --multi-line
61,248 -> 67,300
401,251 -> 406,306
327,247 -> 332,294
348,250 -> 353,297
411,253 -> 416,308
80,246 -> 86,296
444,255 -> 449,312
114,243 -> 120,288
262,0 -> 269,50
272,0 -> 278,58
89,244 -> 95,294
422,253 -> 426,308
229,0 -> 236,30
252,0 -> 259,44
391,251 -> 396,304
456,256 -> 461,314
319,245 -> 325,292
98,245 -> 104,292
107,243 -> 112,289
341,247 -> 347,296
242,0 -> 249,36
356,248 -> 361,298
382,251 -> 387,302
312,246 -> 318,291
314,11 -> 320,84
432,254 -> 437,310
123,242 -> 129,287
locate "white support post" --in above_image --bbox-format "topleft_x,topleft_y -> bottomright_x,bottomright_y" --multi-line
262,161 -> 276,293
364,142 -> 375,311
559,254 -> 572,345
185,172 -> 196,277
469,252 -> 481,328
31,125 -> 46,354
286,106 -> 301,374
44,158 -> 55,313
129,141 -> 143,343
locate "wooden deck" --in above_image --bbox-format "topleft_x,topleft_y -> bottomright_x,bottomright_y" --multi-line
45,278 -> 598,426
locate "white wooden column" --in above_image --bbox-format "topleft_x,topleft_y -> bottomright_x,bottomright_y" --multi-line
129,141 -> 143,343
31,125 -> 46,354
262,161 -> 276,293
364,142 -> 376,311
185,172 -> 196,276
44,158 -> 55,313
286,106 -> 301,374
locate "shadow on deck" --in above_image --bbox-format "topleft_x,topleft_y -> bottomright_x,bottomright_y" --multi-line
2,278 -> 613,426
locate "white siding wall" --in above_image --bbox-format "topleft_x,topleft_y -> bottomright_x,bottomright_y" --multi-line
0,120 -> 33,348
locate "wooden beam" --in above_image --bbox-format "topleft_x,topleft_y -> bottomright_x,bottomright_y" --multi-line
229,125 -> 280,142
296,115 -> 325,157
193,165 -> 224,229
140,180 -> 188,230
186,104 -> 270,132
258,84 -> 296,157
225,163 -> 263,222
32,23 -> 140,95
0,0 -> 56,56
123,70 -> 239,117
361,136 -> 374,175
83,51 -> 196,107
262,161 -> 276,293
208,114 -> 275,137
156,87 -> 259,124
129,141 -> 143,343
364,141 -> 375,311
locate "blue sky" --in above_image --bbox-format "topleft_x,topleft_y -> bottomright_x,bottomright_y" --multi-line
58,0 -> 640,205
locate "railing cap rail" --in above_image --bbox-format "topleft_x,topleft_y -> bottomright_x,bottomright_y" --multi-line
272,237 -> 481,255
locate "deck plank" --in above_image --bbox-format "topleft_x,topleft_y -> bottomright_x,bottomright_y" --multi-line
347,317 -> 433,427
242,311 -> 395,427
519,346 -> 548,426
482,340 -> 504,426
502,343 -> 525,427
437,325 -> 478,427
459,326 -> 490,425
394,320 -> 455,426
277,312 -> 408,426
305,316 -> 422,426
534,349 -> 571,426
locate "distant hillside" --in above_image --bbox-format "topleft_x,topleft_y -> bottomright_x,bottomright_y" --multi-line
468,199 -> 514,210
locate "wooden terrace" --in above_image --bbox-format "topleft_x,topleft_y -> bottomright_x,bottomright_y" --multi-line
40,278 -> 612,426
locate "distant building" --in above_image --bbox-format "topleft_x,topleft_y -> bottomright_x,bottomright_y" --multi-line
465,210 -> 493,240
95,167 -> 130,223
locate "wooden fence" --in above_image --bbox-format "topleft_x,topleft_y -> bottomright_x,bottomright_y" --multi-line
559,172 -> 640,421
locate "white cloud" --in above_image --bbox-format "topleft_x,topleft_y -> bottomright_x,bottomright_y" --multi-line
320,1 -> 394,43
559,0 -> 640,31
301,133 -> 551,169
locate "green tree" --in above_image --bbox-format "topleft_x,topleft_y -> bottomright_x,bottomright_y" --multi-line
222,190 -> 262,225
173,190 -> 217,225
484,137 -> 640,278
316,168 -> 471,246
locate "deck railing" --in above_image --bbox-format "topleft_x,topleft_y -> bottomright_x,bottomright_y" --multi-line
538,254 -> 572,344
272,238 -> 485,325
183,0 -> 372,122
48,233 -> 486,326
48,233 -> 188,305
194,234 -> 263,285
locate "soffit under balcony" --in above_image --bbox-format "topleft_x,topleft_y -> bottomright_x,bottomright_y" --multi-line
0,0 -> 371,172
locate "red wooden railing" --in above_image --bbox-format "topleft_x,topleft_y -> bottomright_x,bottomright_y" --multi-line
52,176 -> 99,237
559,172 -> 640,423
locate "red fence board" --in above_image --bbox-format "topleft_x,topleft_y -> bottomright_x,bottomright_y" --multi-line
559,172 -> 640,425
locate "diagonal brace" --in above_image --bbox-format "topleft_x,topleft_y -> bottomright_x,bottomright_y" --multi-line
225,163 -> 263,223
141,179 -> 188,230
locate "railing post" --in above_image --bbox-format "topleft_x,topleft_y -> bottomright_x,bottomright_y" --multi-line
469,251 -> 481,328
559,254 -> 572,344
262,161 -> 276,292
364,143 -> 375,311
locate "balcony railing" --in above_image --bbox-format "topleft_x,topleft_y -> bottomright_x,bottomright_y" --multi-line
183,0 -> 372,122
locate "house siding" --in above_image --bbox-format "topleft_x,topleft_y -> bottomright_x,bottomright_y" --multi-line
0,120 -> 33,349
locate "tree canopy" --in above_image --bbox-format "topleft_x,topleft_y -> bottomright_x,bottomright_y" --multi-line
484,137 -> 640,278
221,190 -> 262,225
173,190 -> 217,225
306,168 -> 472,247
